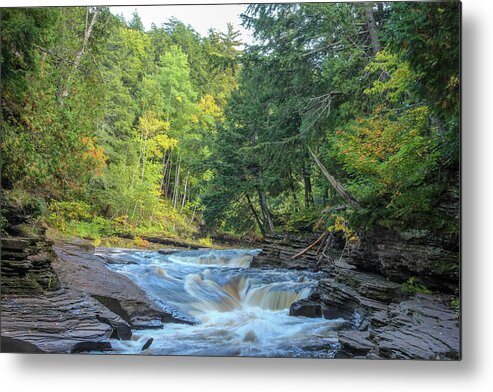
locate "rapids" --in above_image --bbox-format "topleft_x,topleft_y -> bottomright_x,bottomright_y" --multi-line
98,248 -> 345,357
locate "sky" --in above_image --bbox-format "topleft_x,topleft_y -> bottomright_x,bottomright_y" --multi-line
109,4 -> 255,45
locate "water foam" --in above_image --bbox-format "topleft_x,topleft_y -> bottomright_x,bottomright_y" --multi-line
103,248 -> 344,358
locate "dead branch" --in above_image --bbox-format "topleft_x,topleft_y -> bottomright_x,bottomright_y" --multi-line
291,231 -> 327,260
308,146 -> 359,207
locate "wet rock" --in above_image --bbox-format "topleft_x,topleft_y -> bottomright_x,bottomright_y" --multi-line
251,233 -> 324,269
71,341 -> 112,353
335,331 -> 375,358
141,338 -> 154,351
96,315 -> 132,340
346,227 -> 459,292
53,243 -> 193,328
370,295 -> 460,360
1,337 -> 46,353
243,331 -> 258,343
334,267 -> 402,303
289,299 -> 322,318
158,248 -> 180,255
1,288 -> 122,353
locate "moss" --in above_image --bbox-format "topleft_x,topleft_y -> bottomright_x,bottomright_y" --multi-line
400,277 -> 432,295
451,297 -> 460,318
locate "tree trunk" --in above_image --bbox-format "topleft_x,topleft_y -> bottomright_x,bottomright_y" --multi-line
288,172 -> 299,210
160,150 -> 171,194
246,194 -> 265,236
322,186 -> 329,207
302,165 -> 314,208
180,175 -> 188,213
257,188 -> 275,233
165,150 -> 173,198
58,8 -> 100,101
172,158 -> 181,209
308,146 -> 359,207
190,204 -> 197,225
364,3 -> 381,56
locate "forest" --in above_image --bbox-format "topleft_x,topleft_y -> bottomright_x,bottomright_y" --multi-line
1,2 -> 460,248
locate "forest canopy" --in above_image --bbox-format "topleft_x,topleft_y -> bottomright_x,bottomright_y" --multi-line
0,2 -> 460,245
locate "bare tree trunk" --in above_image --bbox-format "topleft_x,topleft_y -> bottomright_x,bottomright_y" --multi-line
257,188 -> 275,233
165,150 -> 173,198
246,194 -> 265,236
308,146 -> 359,207
59,7 -> 100,100
190,204 -> 197,225
180,175 -> 188,213
291,231 -> 327,259
364,3 -> 381,56
159,150 -> 169,193
302,165 -> 314,208
173,158 -> 181,209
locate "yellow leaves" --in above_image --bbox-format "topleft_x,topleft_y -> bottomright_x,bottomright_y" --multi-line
147,134 -> 178,158
328,216 -> 358,243
175,95 -> 183,103
138,111 -> 170,136
364,50 -> 416,104
137,111 -> 177,158
154,134 -> 177,150
202,168 -> 214,182
199,94 -> 224,122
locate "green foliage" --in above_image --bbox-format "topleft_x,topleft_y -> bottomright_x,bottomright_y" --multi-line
1,4 -> 459,246
400,277 -> 432,296
282,207 -> 322,234
49,201 -> 91,221
451,297 -> 460,318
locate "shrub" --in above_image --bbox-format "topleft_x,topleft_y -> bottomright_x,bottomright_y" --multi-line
400,276 -> 432,295
49,201 -> 92,221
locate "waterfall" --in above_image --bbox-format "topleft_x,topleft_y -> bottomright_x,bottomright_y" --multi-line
181,274 -> 312,314
167,249 -> 259,267
102,248 -> 345,358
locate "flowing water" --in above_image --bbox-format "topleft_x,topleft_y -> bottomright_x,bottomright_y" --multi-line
98,248 -> 346,358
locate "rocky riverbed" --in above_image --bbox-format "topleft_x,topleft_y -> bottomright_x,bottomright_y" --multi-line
252,234 -> 460,360
1,224 -> 460,359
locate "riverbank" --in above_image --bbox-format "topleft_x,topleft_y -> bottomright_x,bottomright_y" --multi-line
1,223 -> 459,358
252,234 -> 460,359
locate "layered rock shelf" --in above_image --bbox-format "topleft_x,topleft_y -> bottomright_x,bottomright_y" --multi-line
254,233 -> 461,360
1,235 -> 191,353
1,223 -> 460,358
1,232 -> 60,295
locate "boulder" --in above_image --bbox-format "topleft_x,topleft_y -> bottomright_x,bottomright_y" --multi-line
289,299 -> 322,318
1,337 -> 46,353
71,341 -> 112,354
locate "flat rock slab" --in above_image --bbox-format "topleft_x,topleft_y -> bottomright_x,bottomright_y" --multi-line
1,240 -> 193,353
52,243 -> 192,328
1,288 -> 119,353
331,294 -> 460,360
371,295 -> 460,360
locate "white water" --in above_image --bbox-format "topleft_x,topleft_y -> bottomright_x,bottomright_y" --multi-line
99,248 -> 345,357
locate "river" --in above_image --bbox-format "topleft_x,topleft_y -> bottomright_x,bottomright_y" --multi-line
97,248 -> 346,358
